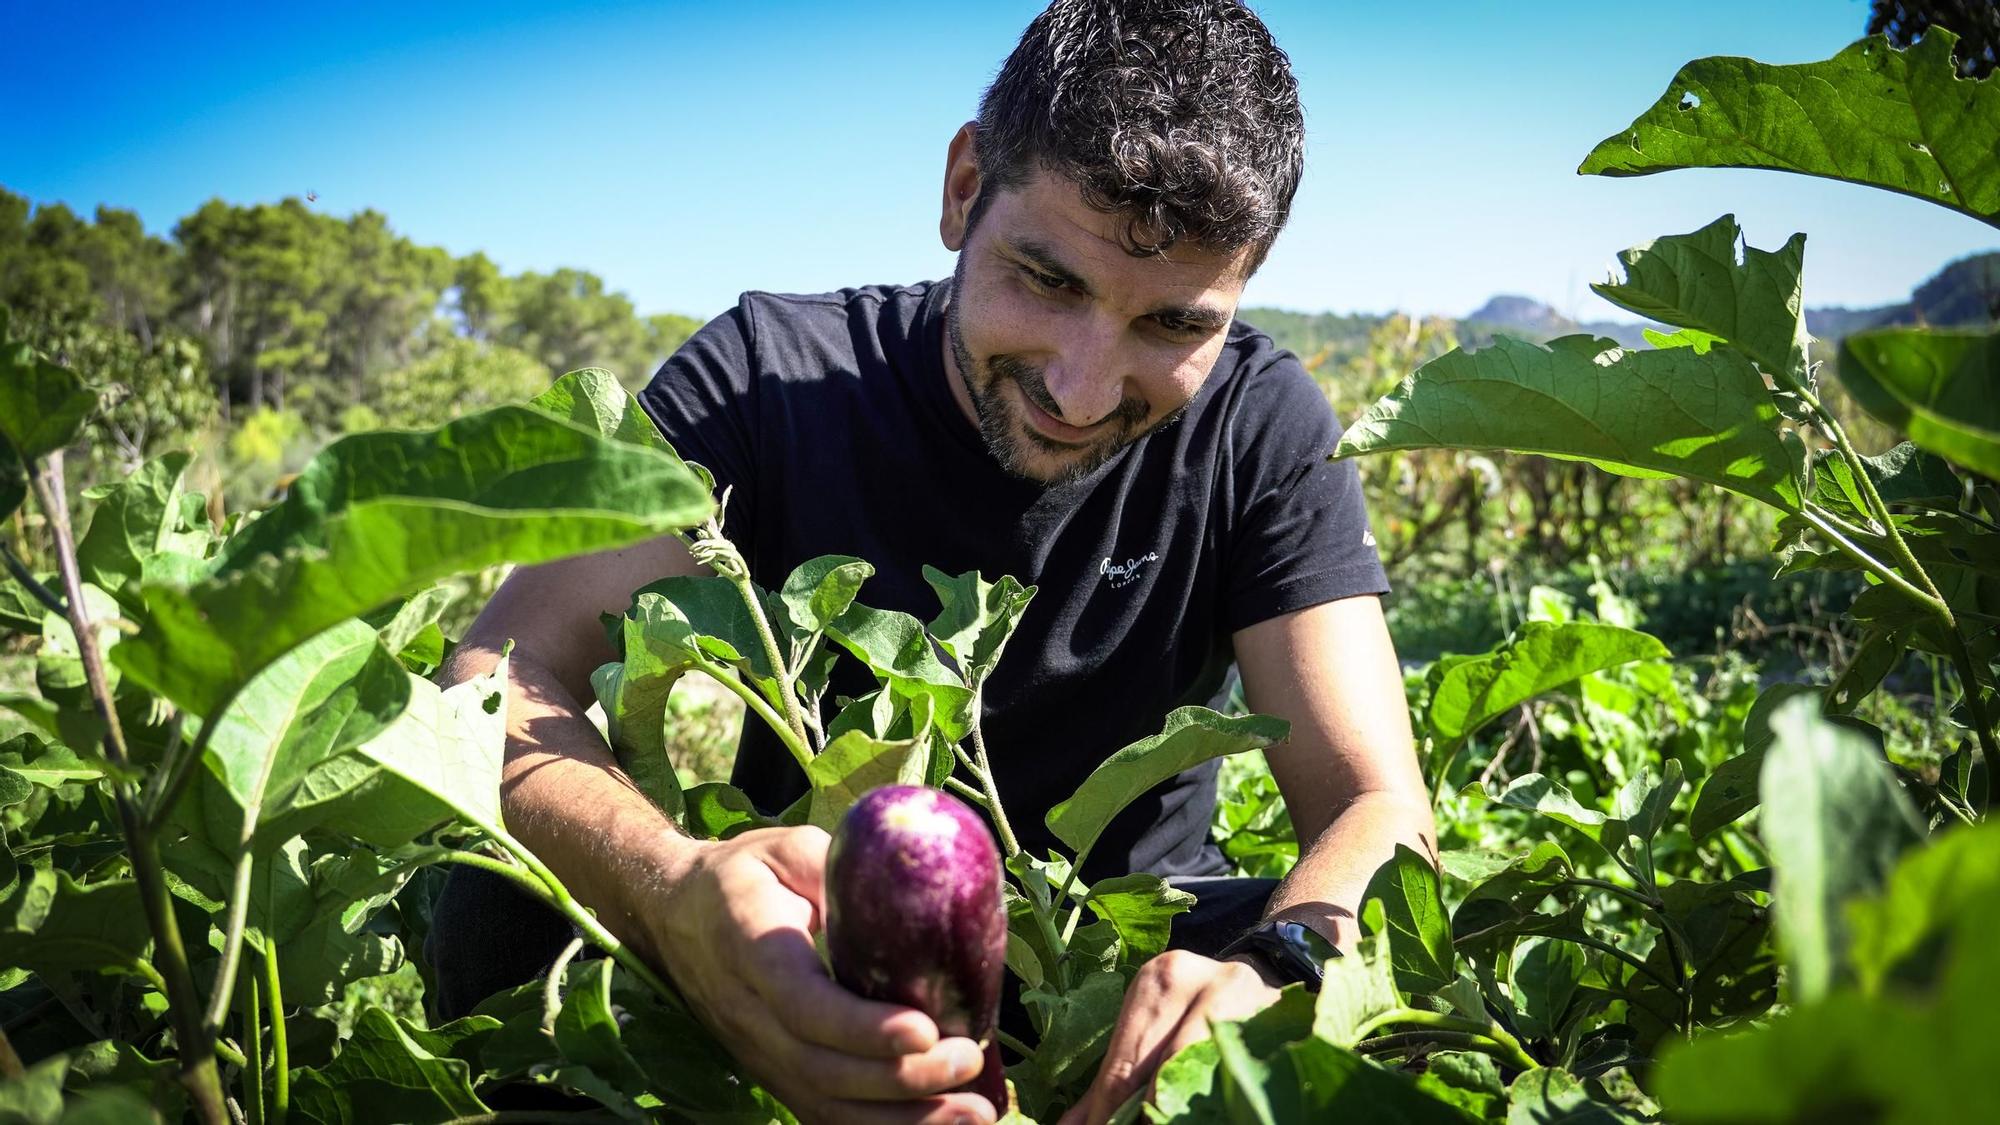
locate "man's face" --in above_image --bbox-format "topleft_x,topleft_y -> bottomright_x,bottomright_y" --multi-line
942,164 -> 1255,486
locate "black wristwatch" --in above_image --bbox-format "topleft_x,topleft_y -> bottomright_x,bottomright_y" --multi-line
1217,920 -> 1341,991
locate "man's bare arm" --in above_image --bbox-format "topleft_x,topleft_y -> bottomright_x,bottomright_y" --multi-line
1233,594 -> 1437,947
437,535 -> 702,962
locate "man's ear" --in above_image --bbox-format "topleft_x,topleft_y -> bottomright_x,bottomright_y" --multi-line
940,121 -> 981,252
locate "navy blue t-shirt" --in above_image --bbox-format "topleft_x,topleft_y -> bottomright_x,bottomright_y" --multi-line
637,279 -> 1387,881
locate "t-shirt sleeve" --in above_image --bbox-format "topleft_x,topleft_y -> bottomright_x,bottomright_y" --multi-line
1220,350 -> 1389,634
635,300 -> 759,545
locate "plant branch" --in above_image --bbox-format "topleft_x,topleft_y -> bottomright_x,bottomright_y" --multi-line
31,454 -> 229,1125
1942,628 -> 2000,808
0,539 -> 63,616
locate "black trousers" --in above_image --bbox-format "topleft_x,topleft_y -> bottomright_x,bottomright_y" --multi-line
426,865 -> 1278,1041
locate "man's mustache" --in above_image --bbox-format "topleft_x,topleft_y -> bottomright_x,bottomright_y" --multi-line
990,355 -> 1148,432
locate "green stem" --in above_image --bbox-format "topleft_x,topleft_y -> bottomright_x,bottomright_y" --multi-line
1055,844 -> 1096,945
240,959 -> 265,1125
995,1028 -> 1034,1058
1804,391 -> 1946,607
697,662 -> 810,772
1567,933 -> 1680,993
31,456 -> 229,1125
441,844 -> 681,1008
1797,507 -> 1947,617
941,776 -> 987,805
1557,877 -> 1661,912
213,1039 -> 246,1070
1350,1008 -> 1536,1071
729,572 -> 811,754
202,852 -> 257,1035
263,945 -> 288,1125
1358,1029 -> 1523,1065
967,687 -> 1020,858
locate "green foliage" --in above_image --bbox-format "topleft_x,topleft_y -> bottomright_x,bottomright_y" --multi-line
1579,28 -> 2000,226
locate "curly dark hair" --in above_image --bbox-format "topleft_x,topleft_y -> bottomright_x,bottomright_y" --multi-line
970,0 -> 1305,271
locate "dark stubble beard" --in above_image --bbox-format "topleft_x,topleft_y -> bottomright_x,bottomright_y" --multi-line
943,261 -> 1173,487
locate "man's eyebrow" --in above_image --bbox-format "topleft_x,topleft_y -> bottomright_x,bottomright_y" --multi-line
1007,236 -> 1232,332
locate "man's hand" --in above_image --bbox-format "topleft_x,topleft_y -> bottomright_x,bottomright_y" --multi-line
1056,951 -> 1282,1125
646,825 -> 1000,1125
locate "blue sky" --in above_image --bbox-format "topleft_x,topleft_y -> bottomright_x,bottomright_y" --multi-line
7,0 -> 1993,322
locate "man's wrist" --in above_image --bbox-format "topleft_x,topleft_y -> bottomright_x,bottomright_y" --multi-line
1223,950 -> 1290,990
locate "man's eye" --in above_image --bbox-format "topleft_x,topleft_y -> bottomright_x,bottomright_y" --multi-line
1020,266 -> 1066,292
1156,316 -> 1199,335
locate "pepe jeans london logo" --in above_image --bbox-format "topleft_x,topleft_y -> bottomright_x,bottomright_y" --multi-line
1099,551 -> 1161,590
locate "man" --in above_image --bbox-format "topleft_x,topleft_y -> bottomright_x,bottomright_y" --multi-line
428,2 -> 1434,1123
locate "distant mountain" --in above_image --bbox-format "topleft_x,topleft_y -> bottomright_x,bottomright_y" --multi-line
1806,251 -> 1999,340
1461,295 -> 1656,349
1243,250 -> 1998,372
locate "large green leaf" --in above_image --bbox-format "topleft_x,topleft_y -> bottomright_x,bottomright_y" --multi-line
1689,684 -> 1883,840
1045,708 -> 1287,856
1845,819 -> 2000,994
1337,335 -> 1804,511
1592,216 -> 1809,387
529,367 -> 680,454
1363,844 -> 1454,994
1507,1068 -> 1642,1125
802,725 -> 933,832
270,659 -> 510,847
74,452 -> 208,605
0,331 -> 96,463
825,603 -> 974,742
0,734 -> 105,788
1311,918 -> 1401,1047
923,566 -> 1036,685
1021,968 -> 1127,1088
1427,622 -> 1668,760
0,868 -> 150,978
113,405 -> 713,717
1839,327 -> 2000,479
779,555 -> 875,637
1579,30 -> 2000,226
288,1005 -> 491,1124
188,618 -> 411,847
1082,873 -> 1196,967
1758,695 -> 1923,1002
1654,876 -> 2000,1123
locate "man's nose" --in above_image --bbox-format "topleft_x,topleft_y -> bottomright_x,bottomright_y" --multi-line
1042,325 -> 1124,427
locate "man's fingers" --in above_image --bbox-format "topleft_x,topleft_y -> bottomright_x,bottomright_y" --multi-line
756,825 -> 830,922
742,924 -> 942,1056
789,1034 -> 989,1102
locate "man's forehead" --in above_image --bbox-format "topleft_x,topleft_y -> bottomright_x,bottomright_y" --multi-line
989,169 -> 1251,275
983,171 -> 1252,312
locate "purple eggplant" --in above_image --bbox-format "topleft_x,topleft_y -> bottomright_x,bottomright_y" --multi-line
825,785 -> 1008,1110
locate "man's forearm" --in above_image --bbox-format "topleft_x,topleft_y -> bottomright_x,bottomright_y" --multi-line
439,641 -> 698,964
1260,790 -> 1437,950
